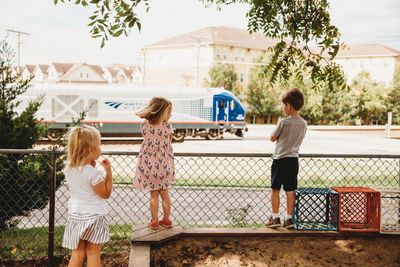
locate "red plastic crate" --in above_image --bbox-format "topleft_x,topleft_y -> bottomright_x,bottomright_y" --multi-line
331,187 -> 380,232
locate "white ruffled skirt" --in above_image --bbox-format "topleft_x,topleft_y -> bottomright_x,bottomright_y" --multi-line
62,213 -> 109,250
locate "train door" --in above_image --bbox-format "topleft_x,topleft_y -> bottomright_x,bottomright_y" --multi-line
215,96 -> 229,122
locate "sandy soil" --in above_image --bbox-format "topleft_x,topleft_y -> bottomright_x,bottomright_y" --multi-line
151,236 -> 400,267
2,236 -> 399,266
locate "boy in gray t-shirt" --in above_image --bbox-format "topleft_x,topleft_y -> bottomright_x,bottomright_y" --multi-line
266,88 -> 307,229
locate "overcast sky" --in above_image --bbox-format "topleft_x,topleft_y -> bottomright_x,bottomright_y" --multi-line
0,0 -> 399,65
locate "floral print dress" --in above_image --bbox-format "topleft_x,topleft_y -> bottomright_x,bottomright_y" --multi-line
134,120 -> 176,191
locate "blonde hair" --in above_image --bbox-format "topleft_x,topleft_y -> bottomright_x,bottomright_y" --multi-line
66,125 -> 101,168
136,97 -> 172,124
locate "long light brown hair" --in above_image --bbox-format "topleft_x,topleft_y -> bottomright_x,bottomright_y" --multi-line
136,97 -> 172,124
66,125 -> 101,168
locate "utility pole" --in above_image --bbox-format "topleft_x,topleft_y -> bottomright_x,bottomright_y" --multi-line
6,29 -> 31,67
190,35 -> 208,88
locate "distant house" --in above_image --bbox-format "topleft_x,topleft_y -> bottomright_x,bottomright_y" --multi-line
334,44 -> 400,85
23,62 -> 141,85
109,64 -> 141,84
141,26 -> 278,88
33,64 -> 49,82
21,64 -> 35,80
50,63 -> 108,83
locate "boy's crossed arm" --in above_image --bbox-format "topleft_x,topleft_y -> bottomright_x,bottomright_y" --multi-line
270,134 -> 279,142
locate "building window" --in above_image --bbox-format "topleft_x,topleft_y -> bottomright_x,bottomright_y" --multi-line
216,48 -> 221,59
223,49 -> 227,61
240,73 -> 244,83
384,60 -> 388,68
86,73 -> 89,78
80,72 -> 83,78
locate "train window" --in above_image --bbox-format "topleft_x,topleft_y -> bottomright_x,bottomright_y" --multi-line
219,101 -> 225,108
230,101 -> 235,110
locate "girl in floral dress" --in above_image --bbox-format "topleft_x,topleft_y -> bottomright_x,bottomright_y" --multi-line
134,97 -> 176,230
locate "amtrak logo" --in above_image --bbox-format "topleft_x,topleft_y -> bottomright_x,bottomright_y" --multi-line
105,101 -> 123,109
236,114 -> 244,120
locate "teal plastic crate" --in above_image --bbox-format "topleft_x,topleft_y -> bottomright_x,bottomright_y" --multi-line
294,188 -> 338,231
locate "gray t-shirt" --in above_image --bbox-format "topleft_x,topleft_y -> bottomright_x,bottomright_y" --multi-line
271,116 -> 307,159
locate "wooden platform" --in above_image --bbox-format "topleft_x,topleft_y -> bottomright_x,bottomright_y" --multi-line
131,224 -> 183,245
131,225 -> 380,245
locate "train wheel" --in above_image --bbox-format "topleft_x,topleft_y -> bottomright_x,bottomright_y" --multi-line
235,129 -> 244,137
172,130 -> 185,142
206,129 -> 220,140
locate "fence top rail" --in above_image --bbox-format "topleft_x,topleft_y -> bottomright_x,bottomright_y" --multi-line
0,149 -> 399,158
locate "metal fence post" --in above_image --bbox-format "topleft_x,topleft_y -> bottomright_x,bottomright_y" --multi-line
48,149 -> 56,266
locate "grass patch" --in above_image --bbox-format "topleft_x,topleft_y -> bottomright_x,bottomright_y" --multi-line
0,224 -> 135,261
114,157 -> 399,188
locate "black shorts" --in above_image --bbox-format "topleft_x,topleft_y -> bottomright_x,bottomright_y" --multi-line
271,157 -> 299,191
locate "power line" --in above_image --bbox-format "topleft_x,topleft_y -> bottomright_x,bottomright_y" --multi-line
6,29 -> 31,67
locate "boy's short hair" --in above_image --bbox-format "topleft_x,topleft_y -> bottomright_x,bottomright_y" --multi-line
281,88 -> 304,111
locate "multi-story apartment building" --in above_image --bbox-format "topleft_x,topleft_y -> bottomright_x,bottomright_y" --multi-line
142,26 -> 400,88
334,44 -> 400,85
141,26 -> 277,88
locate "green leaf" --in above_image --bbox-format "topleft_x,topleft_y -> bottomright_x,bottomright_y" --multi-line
88,20 -> 96,27
111,24 -> 119,31
113,29 -> 123,37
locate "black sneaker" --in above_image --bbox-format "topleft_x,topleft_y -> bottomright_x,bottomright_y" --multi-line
266,216 -> 281,228
282,218 -> 295,229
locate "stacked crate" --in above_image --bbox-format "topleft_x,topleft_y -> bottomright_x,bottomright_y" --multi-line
294,188 -> 338,230
375,188 -> 400,234
331,187 -> 380,232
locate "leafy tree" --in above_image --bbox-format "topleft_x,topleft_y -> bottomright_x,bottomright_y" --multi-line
54,0 -> 148,48
245,63 -> 280,123
346,71 -> 387,125
0,40 -> 63,229
54,0 -> 346,89
386,68 -> 400,124
204,63 -> 241,95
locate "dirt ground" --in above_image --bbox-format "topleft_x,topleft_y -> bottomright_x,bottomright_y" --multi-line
152,236 -> 400,267
2,236 -> 400,267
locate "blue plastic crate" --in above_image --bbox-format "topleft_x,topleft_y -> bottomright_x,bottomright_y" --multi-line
294,188 -> 339,231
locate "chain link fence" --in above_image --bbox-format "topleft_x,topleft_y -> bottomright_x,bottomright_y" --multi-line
0,149 -> 399,262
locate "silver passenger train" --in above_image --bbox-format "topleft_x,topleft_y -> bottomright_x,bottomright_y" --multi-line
17,84 -> 247,141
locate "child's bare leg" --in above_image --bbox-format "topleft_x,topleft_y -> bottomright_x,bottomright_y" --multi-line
68,240 -> 86,267
285,191 -> 295,216
150,190 -> 160,221
86,242 -> 102,267
271,189 -> 280,214
160,189 -> 171,221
